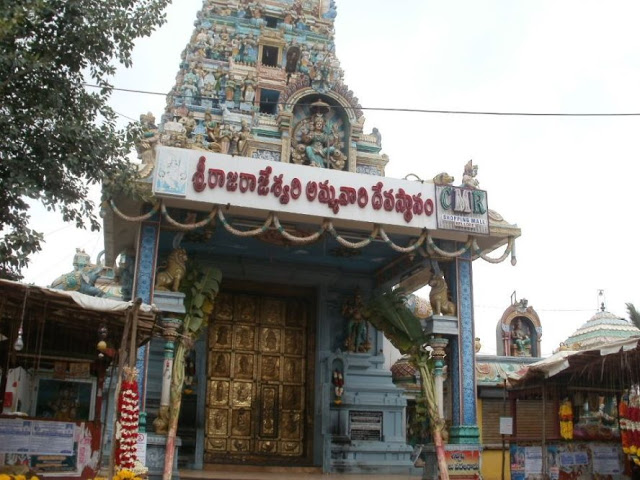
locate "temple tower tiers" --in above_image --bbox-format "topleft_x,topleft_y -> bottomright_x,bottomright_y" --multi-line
156,0 -> 388,176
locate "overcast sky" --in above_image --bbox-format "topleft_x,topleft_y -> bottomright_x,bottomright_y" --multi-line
23,0 -> 640,357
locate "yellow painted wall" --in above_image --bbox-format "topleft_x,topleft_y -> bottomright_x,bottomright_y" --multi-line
478,398 -> 511,480
482,449 -> 510,480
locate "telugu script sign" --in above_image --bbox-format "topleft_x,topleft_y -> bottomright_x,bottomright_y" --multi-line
0,419 -> 74,455
445,449 -> 481,477
153,147 -> 438,231
349,410 -> 383,441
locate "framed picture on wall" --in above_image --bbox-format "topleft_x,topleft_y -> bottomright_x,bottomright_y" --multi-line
31,377 -> 96,422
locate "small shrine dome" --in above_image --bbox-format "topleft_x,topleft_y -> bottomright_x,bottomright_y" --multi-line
562,306 -> 640,351
390,356 -> 421,396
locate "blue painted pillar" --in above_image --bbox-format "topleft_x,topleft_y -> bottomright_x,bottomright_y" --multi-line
133,219 -> 161,409
449,251 -> 479,444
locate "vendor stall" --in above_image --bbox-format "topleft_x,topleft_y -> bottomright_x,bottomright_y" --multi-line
507,336 -> 640,480
0,279 -> 158,480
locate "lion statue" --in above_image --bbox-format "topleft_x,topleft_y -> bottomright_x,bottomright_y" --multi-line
432,172 -> 454,185
429,272 -> 456,316
155,248 -> 188,292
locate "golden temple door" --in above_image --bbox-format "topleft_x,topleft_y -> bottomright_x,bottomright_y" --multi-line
205,289 -> 314,465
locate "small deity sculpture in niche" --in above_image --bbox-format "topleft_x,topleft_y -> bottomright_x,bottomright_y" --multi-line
214,294 -> 233,320
239,297 -> 256,321
301,113 -> 346,170
237,327 -> 253,349
294,100 -> 346,170
236,383 -> 251,403
342,289 -> 371,353
225,77 -> 236,102
285,359 -> 297,380
236,119 -> 252,156
462,159 -> 480,189
264,330 -> 278,351
242,73 -> 256,103
262,356 -> 279,379
263,300 -> 281,324
214,354 -> 227,374
214,382 -> 226,402
510,318 -> 532,357
284,386 -> 299,408
238,356 -> 251,375
213,411 -> 225,430
215,325 -> 229,346
178,111 -> 196,138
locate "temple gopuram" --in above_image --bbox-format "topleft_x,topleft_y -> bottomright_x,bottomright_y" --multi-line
101,0 -> 521,477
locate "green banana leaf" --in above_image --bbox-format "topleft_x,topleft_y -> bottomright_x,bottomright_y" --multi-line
367,290 -> 425,355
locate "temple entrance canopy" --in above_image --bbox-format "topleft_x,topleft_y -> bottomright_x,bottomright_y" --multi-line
101,0 -> 522,476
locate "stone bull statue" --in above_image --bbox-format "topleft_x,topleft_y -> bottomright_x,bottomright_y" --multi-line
50,249 -> 105,297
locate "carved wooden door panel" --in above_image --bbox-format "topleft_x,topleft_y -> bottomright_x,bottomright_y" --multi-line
205,292 -> 312,465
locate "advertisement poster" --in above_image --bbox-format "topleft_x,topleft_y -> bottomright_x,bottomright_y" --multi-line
510,445 -> 526,480
591,445 -> 622,475
30,421 -> 74,455
0,419 -> 31,454
525,446 -> 543,476
510,444 -> 622,480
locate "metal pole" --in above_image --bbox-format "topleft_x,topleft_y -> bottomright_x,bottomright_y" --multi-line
501,379 -> 506,480
542,382 -> 547,479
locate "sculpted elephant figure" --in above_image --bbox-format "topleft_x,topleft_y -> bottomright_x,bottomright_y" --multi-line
50,264 -> 106,297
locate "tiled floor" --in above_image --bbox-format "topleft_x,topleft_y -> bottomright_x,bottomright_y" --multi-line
180,468 -> 423,480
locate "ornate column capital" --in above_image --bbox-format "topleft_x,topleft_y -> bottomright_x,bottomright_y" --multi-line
426,336 -> 449,362
160,316 -> 183,344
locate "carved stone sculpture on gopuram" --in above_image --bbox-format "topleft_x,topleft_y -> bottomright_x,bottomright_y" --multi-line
135,0 -> 388,176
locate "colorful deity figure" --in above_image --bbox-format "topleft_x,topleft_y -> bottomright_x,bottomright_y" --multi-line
225,76 -> 236,102
462,159 -> 480,189
510,318 -> 532,356
180,66 -> 200,105
323,0 -> 338,19
241,34 -> 258,64
202,69 -> 219,99
51,249 -> 105,297
242,73 -> 257,103
203,111 -> 221,152
342,289 -> 371,353
218,122 -> 233,154
236,119 -> 252,155
135,112 -> 159,174
297,105 -> 346,169
178,111 -> 197,138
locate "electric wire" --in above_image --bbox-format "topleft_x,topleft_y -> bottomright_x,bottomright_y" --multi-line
85,83 -> 640,117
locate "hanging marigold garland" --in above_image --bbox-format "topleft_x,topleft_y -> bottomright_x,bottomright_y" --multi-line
558,397 -> 574,440
115,366 -> 140,471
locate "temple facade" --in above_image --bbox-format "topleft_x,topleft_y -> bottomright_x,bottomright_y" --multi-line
102,0 -> 521,476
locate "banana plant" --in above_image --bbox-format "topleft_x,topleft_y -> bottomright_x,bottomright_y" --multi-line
163,265 -> 222,480
367,290 -> 449,480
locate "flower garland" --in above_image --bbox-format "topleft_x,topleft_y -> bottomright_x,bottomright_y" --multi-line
107,201 -> 517,265
619,387 -> 640,465
115,367 -> 141,471
558,397 -> 573,440
0,475 -> 39,480
332,369 -> 344,405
